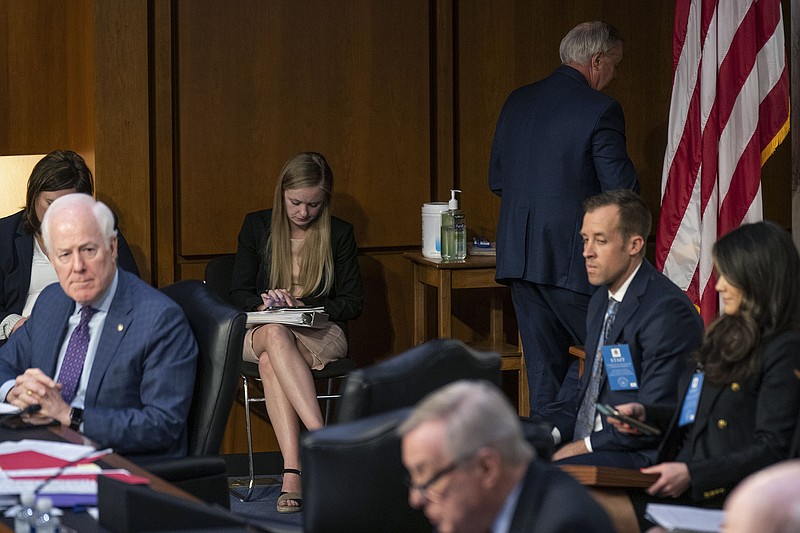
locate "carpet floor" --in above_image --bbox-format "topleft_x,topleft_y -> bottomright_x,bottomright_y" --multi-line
228,474 -> 304,533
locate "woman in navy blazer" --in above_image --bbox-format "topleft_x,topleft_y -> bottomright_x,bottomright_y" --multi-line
0,150 -> 139,342
610,222 -> 800,525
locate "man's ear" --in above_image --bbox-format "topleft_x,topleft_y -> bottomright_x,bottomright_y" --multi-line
475,448 -> 504,487
110,235 -> 118,260
628,234 -> 644,256
592,51 -> 603,70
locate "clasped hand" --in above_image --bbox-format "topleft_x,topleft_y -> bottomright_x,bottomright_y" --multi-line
7,368 -> 70,425
259,289 -> 303,310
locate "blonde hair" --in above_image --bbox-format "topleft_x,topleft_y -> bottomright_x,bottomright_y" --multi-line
267,152 -> 334,297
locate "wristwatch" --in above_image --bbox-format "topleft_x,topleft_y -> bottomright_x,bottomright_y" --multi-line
69,407 -> 84,431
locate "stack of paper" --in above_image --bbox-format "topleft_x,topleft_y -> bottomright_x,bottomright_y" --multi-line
644,503 -> 725,532
0,440 -> 149,508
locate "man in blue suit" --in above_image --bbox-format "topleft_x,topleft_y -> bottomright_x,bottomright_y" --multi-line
489,21 -> 639,414
0,194 -> 197,462
549,190 -> 703,468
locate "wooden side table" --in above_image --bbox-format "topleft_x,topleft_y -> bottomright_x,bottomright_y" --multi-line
403,251 -> 529,416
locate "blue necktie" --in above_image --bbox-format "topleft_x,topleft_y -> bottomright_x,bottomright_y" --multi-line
574,298 -> 619,439
57,306 -> 97,405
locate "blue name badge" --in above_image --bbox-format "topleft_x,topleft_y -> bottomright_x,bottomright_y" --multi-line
678,372 -> 704,427
601,344 -> 639,391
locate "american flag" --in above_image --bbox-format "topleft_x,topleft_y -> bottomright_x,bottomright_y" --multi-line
656,0 -> 790,325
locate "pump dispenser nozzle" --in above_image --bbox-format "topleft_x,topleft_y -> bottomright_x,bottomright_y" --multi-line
448,189 -> 461,210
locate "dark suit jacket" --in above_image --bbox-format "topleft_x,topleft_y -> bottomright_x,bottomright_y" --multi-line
647,331 -> 800,502
489,64 -> 638,294
0,210 -> 140,325
0,270 -> 198,461
508,460 -> 615,533
230,209 -> 364,326
549,260 -> 703,464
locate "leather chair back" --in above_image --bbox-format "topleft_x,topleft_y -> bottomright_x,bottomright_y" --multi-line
301,408 -> 431,533
204,254 -> 237,304
161,280 -> 245,455
337,338 -> 501,423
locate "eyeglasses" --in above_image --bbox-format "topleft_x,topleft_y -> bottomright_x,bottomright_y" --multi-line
404,462 -> 459,501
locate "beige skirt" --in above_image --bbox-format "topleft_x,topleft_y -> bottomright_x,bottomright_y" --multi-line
242,322 -> 347,371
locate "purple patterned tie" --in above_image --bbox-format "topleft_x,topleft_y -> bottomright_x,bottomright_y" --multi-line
58,306 -> 97,404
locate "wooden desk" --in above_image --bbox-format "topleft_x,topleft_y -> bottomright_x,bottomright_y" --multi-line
48,425 -> 196,501
0,424 -> 200,533
403,251 -> 529,416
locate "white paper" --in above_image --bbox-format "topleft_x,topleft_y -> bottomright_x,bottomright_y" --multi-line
645,503 -> 724,532
0,403 -> 20,415
0,440 -> 96,462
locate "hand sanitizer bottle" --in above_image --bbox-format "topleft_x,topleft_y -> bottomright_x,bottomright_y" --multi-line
441,190 -> 466,261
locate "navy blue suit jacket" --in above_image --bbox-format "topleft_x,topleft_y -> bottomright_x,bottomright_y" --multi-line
0,210 -> 140,325
550,260 -> 703,464
509,460 -> 615,532
489,65 -> 639,294
0,270 -> 198,461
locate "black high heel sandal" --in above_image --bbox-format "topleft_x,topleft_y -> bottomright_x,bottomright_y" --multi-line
277,468 -> 303,514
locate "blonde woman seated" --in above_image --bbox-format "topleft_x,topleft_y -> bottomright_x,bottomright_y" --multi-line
230,152 -> 364,513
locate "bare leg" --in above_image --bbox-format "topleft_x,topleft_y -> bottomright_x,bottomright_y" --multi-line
252,324 -> 324,507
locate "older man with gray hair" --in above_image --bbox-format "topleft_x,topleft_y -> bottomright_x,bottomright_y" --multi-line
400,380 -> 615,533
0,193 -> 197,461
489,20 -> 639,416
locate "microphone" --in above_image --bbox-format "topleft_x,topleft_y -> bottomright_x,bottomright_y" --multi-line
33,447 -> 113,498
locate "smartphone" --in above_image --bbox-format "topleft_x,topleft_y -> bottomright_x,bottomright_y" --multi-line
596,403 -> 662,436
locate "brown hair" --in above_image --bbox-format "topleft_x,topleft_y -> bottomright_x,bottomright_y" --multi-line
23,150 -> 94,234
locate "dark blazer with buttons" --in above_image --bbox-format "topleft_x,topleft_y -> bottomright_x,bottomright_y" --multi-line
648,331 -> 800,502
547,260 -> 703,464
508,460 -> 616,533
0,210 -> 140,326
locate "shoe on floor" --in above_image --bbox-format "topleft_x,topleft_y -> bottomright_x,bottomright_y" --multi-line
277,491 -> 303,514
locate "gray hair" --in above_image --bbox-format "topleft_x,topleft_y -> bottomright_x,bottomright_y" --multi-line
399,380 -> 534,466
41,193 -> 117,252
559,21 -> 623,65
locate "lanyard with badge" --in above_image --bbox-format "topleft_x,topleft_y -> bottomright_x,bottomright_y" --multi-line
678,364 -> 705,426
601,344 -> 639,391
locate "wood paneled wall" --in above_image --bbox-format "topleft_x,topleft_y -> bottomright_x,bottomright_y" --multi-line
0,0 -> 793,370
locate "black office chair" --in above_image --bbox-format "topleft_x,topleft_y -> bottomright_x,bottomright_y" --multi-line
301,408 -> 432,533
336,338 -> 502,423
145,280 -> 246,509
204,254 -> 356,502
336,338 -> 555,458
